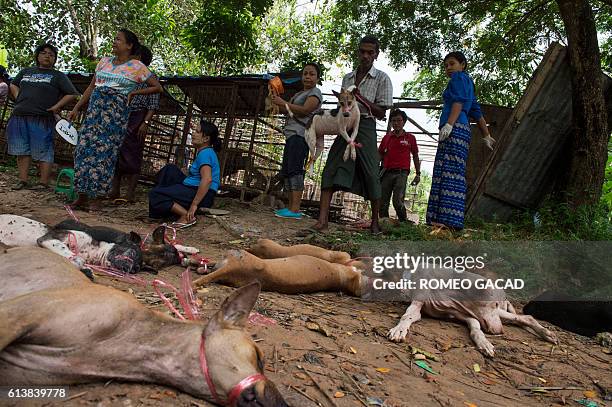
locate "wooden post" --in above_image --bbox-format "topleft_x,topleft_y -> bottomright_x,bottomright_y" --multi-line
168,92 -> 189,163
242,83 -> 265,201
176,100 -> 194,170
220,85 -> 238,183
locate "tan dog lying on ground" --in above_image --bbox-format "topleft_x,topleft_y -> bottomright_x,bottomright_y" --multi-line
193,240 -> 365,296
0,247 -> 287,406
247,238 -> 351,264
194,239 -> 557,357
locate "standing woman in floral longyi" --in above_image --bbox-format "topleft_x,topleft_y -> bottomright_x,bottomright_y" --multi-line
67,29 -> 162,211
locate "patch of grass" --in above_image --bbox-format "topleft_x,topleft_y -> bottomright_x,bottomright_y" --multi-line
310,199 -> 611,254
0,156 -> 17,173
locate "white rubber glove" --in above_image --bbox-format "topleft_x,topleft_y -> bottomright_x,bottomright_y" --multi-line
439,123 -> 453,141
483,135 -> 496,150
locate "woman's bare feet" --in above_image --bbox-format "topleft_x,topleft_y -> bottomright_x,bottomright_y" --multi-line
88,198 -> 104,212
370,221 -> 382,235
312,222 -> 328,231
429,221 -> 446,228
69,194 -> 89,210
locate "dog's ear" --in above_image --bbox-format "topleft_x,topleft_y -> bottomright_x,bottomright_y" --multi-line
332,89 -> 341,98
152,225 -> 166,244
128,231 -> 142,244
206,281 -> 261,332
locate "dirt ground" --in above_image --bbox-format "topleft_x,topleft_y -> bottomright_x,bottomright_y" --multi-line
1,169 -> 610,407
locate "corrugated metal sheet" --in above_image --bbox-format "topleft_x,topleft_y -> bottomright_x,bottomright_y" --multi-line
467,42 -> 612,221
465,104 -> 513,205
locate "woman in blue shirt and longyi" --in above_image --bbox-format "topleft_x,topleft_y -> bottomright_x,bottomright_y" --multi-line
426,51 -> 495,230
148,119 -> 221,229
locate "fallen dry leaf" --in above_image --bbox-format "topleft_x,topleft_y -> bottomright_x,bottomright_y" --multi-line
334,391 -> 345,398
305,321 -> 333,337
375,367 -> 390,373
464,403 -> 477,407
583,390 -> 596,398
349,346 -> 357,354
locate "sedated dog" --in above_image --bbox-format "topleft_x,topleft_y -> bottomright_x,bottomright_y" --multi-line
0,214 -> 192,277
286,86 -> 361,173
195,239 -> 558,357
0,247 -> 288,406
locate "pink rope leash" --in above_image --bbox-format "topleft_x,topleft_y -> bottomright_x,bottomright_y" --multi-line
152,269 -> 199,320
64,205 -> 80,222
354,92 -> 374,117
87,264 -> 149,286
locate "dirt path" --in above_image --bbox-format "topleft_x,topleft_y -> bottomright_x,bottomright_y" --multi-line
1,170 -> 610,407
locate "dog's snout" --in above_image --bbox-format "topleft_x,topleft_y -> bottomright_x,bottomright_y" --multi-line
121,262 -> 134,274
343,112 -> 350,117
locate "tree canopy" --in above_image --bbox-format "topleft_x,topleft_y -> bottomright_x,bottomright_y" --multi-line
0,0 -> 344,77
331,0 -> 612,106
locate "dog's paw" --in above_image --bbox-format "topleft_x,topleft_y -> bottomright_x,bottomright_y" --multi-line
542,328 -> 558,345
343,146 -> 351,162
388,324 -> 410,342
80,267 -> 94,281
71,256 -> 86,269
474,336 -> 496,357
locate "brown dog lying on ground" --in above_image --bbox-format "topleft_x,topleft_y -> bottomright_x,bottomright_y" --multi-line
194,239 -> 557,357
248,238 -> 352,264
0,247 -> 287,406
193,247 -> 365,296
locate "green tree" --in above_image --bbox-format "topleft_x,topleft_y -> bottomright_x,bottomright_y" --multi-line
0,0 -> 274,75
258,0 -> 343,77
332,0 -> 611,207
182,0 -> 273,75
0,0 -> 43,69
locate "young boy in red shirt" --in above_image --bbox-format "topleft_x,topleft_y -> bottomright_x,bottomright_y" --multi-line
378,109 -> 420,221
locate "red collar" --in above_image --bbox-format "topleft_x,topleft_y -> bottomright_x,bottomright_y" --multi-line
199,333 -> 267,406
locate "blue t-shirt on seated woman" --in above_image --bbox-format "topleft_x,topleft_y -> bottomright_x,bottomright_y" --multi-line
439,71 -> 483,128
183,147 -> 220,191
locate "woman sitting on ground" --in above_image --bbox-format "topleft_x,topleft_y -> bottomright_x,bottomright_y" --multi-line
148,119 -> 221,228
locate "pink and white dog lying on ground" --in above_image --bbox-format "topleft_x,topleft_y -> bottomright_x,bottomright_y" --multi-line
286,86 -> 361,173
0,214 -> 197,278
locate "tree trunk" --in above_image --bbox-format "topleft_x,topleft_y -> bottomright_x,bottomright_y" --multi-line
556,0 -> 609,206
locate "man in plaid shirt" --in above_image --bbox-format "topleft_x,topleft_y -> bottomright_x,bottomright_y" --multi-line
312,35 -> 393,234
